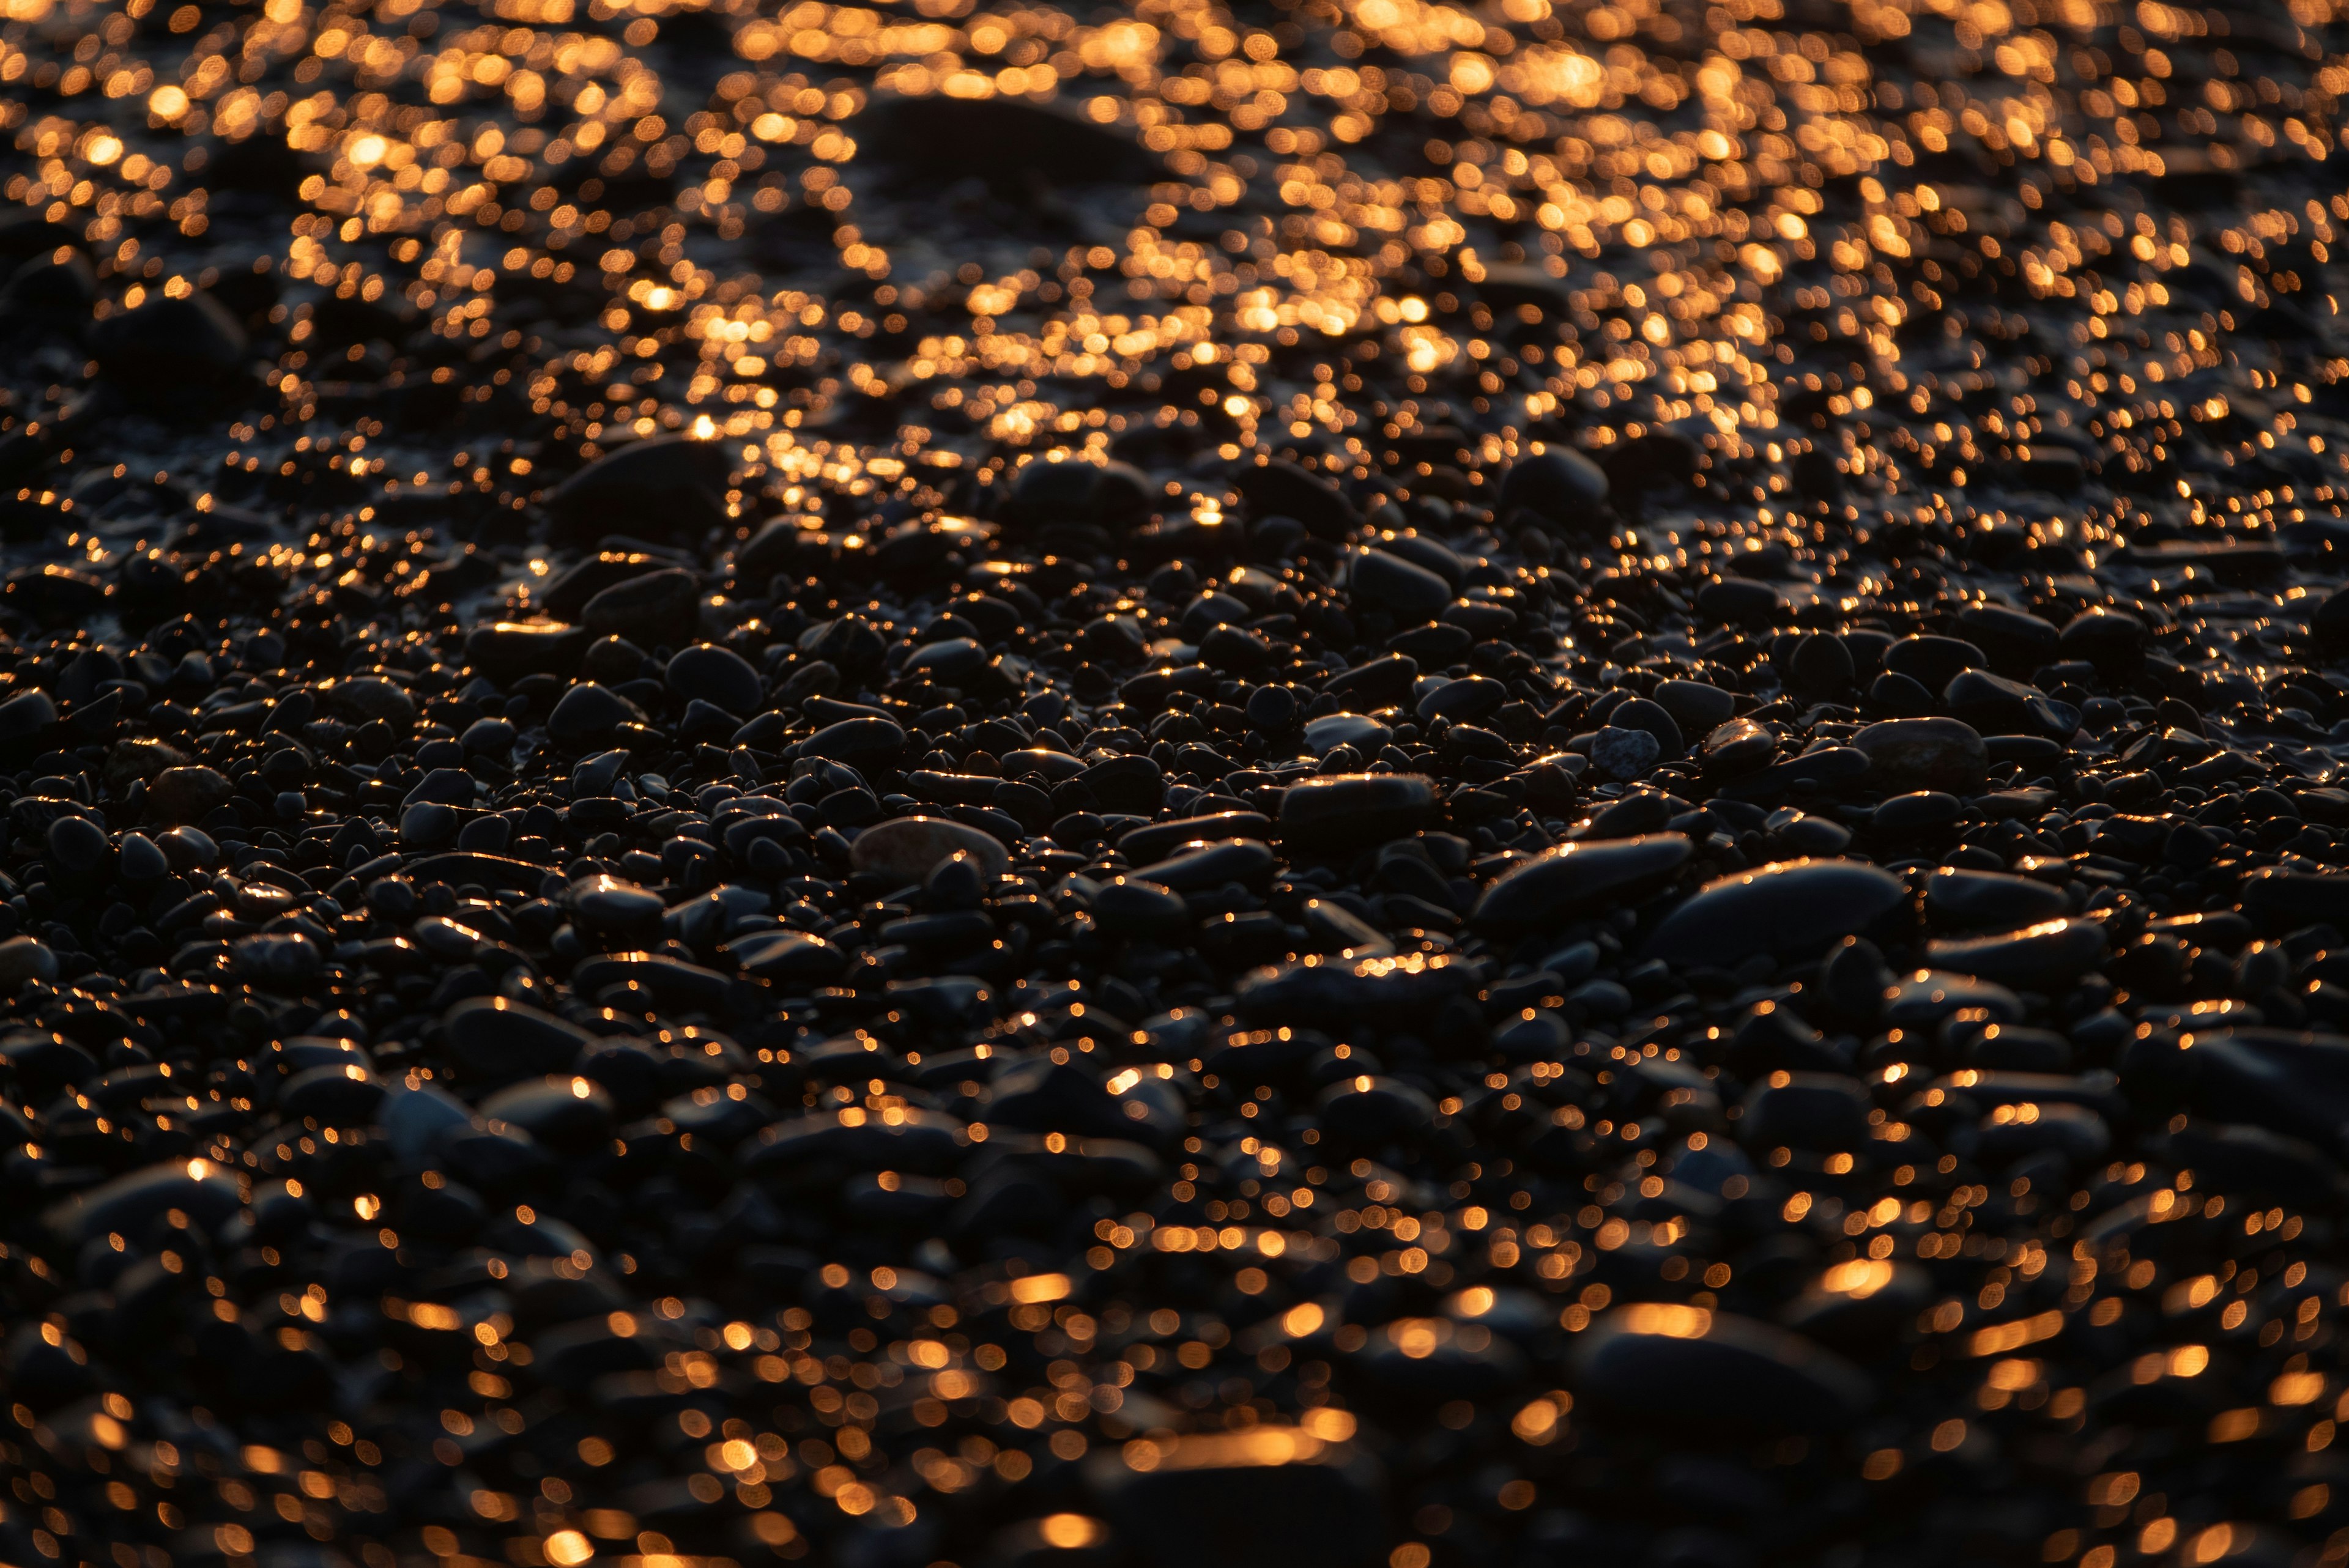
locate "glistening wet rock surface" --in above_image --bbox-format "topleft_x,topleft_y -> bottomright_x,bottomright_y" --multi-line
0,0 -> 2347,1563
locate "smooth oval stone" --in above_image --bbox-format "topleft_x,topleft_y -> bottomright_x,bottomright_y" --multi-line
1302,712 -> 1392,758
1961,1023 -> 2074,1073
1132,839 -> 1277,892
45,814 -> 107,871
465,619 -> 590,681
1093,878 -> 1191,939
1653,679 -> 1736,733
1696,577 -> 1786,627
1926,918 -> 2109,990
443,997 -> 595,1079
1647,859 -> 1908,966
1233,456 -> 1362,539
1236,951 -> 1473,1020
570,749 -> 630,797
2164,1120 -> 2349,1210
1493,1008 -> 1570,1061
905,636 -> 990,682
1870,790 -> 1962,836
1279,773 -> 1438,852
1883,969 -> 2026,1025
1883,634 -> 1986,692
1851,717 -> 1989,795
1077,755 -> 1165,815
332,675 -> 418,725
1700,717 -> 1776,774
666,643 -> 762,717
582,566 -> 699,642
1742,1071 -> 1874,1151
400,801 -> 458,848
1006,455 -> 1152,528
147,764 -> 233,826
478,1074 -> 617,1153
1499,446 -> 1609,528
47,1157 -> 246,1247
278,1062 -> 385,1124
157,825 -> 218,872
1586,793 -> 1673,840
1945,670 -> 2078,741
1474,834 -> 1693,931
1608,697 -> 1683,757
276,1036 -> 370,1076
1786,632 -> 1857,695
411,915 -> 483,962
725,928 -> 846,985
1351,548 -> 1452,622
0,687 -> 54,743
851,816 -> 1011,884
1416,675 -> 1506,725
1924,869 -> 2070,932
1778,814 -> 1853,854
2119,1028 -> 2349,1153
1380,534 -> 1467,583
116,832 -> 168,881
0,936 -> 59,989
1199,624 -> 1272,673
567,875 -> 664,941
546,682 -> 645,748
1245,685 -> 1297,731
232,932 -> 320,985
1323,653 -> 1418,708
461,716 -> 518,756
2061,607 -> 2149,678
802,716 -> 908,768
1589,726 -> 1661,782
1317,1073 -> 1438,1144
2238,869 -> 2349,932
1955,604 -> 2060,676
1121,812 -> 1272,864
1575,1305 -> 1874,1433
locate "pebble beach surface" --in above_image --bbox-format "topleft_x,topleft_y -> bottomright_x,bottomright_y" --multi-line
0,0 -> 2347,1564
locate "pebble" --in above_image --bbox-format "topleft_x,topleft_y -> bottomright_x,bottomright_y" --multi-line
1575,1306 -> 1874,1435
545,681 -> 645,749
1499,446 -> 1610,531
1588,725 -> 1662,782
1926,918 -> 2110,991
582,567 -> 701,645
1850,717 -> 1991,796
1278,774 -> 1438,852
1924,868 -> 2073,932
1653,679 -> 1737,734
1647,860 -> 1909,966
850,815 -> 1012,883
1474,834 -> 1693,930
666,642 -> 763,718
144,763 -> 232,826
0,936 -> 57,989
1350,549 -> 1452,623
1301,711 -> 1391,758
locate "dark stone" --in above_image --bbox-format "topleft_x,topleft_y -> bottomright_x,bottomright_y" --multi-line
1647,860 -> 1909,966
1500,446 -> 1609,530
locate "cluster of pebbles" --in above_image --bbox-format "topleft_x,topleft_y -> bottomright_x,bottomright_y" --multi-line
0,0 -> 2348,1561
